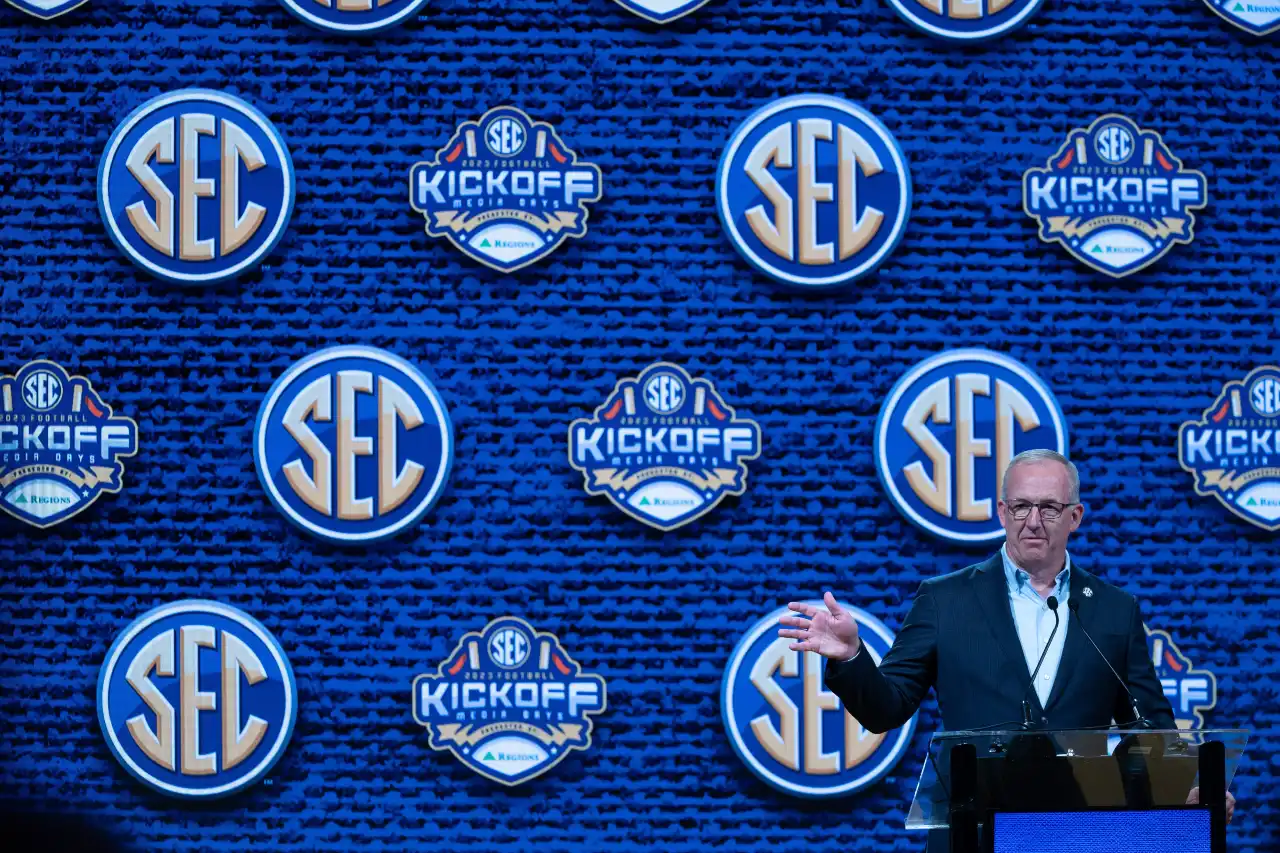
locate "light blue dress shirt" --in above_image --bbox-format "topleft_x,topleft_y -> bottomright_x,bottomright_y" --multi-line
1001,545 -> 1071,708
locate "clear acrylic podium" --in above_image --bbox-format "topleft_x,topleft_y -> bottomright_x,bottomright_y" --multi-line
907,729 -> 1248,853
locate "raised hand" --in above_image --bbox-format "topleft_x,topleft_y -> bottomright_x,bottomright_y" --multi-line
778,591 -> 861,660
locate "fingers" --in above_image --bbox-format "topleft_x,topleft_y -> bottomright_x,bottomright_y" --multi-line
1186,787 -> 1199,805
778,615 -> 810,628
823,590 -> 844,616
788,640 -> 819,653
778,629 -> 808,640
787,601 -> 820,617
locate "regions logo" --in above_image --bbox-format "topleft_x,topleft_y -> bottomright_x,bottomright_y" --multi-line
275,0 -> 431,32
610,0 -> 714,23
409,106 -> 602,273
722,602 -> 917,797
5,0 -> 88,18
1178,365 -> 1280,531
1146,625 -> 1217,730
875,349 -> 1068,544
1203,0 -> 1280,36
0,361 -> 138,529
97,600 -> 297,798
412,617 -> 606,786
98,89 -> 295,285
882,0 -> 1044,41
1022,115 -> 1207,278
253,345 -> 454,543
567,362 -> 762,531
717,95 -> 912,290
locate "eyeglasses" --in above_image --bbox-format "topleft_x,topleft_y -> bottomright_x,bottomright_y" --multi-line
1005,500 -> 1077,521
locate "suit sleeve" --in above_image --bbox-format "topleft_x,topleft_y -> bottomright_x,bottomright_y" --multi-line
822,583 -> 938,734
1115,596 -> 1176,729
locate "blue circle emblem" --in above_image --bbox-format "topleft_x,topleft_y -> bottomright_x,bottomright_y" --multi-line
253,345 -> 454,543
97,89 -> 295,286
275,0 -> 431,33
874,349 -> 1068,544
721,602 -> 917,798
716,95 -> 912,290
883,0 -> 1045,42
97,600 -> 297,799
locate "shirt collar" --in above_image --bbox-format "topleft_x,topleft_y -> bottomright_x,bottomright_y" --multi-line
1001,544 -> 1071,598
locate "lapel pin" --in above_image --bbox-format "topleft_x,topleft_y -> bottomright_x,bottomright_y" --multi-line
1083,587 -> 1093,598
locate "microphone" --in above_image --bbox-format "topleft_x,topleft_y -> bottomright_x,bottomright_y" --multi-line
1068,598 -> 1151,728
1021,595 -> 1060,728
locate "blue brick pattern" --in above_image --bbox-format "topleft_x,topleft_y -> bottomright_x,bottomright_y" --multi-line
0,0 -> 1277,851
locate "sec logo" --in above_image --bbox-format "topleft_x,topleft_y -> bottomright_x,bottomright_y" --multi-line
721,602 -> 916,798
97,89 -> 295,286
97,601 -> 297,798
0,360 -> 139,529
276,0 -> 431,34
883,0 -> 1045,41
253,345 -> 454,543
6,0 -> 88,18
875,349 -> 1068,544
610,0 -> 714,23
717,95 -> 912,290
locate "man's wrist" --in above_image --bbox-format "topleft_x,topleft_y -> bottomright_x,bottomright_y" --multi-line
841,641 -> 862,663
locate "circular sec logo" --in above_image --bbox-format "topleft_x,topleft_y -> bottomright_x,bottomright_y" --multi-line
721,602 -> 917,798
275,0 -> 431,33
717,95 -> 912,290
97,601 -> 297,798
875,349 -> 1068,544
883,0 -> 1045,42
98,89 -> 294,286
253,345 -> 454,544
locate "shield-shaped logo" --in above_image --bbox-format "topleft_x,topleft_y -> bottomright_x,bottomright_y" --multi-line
610,0 -> 715,24
409,106 -> 602,273
6,0 -> 89,20
1202,0 -> 1280,36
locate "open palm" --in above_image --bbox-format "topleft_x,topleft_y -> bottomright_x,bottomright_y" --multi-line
777,591 -> 861,659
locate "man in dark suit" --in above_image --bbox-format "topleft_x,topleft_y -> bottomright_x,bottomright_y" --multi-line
777,449 -> 1234,847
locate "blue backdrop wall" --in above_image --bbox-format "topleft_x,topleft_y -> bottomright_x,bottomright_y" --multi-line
1,0 -> 1278,850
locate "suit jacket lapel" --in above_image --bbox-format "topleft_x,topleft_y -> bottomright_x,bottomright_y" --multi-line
970,555 -> 1036,701
1044,565 -> 1095,713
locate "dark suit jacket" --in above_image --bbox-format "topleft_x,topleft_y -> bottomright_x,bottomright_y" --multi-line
824,553 -> 1175,851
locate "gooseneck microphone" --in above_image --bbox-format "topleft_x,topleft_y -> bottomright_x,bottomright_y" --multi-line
1021,595 -> 1060,728
1068,598 -> 1151,728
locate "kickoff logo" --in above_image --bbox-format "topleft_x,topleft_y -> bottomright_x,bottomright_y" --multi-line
97,601 -> 297,798
409,106 -> 602,273
1022,115 -> 1207,279
6,0 -> 88,18
722,602 -> 916,798
1179,365 -> 1280,531
568,362 -> 762,531
883,0 -> 1044,41
98,89 -> 295,286
717,95 -> 912,290
276,0 -> 431,33
1146,625 -> 1217,730
0,361 -> 138,529
253,346 -> 454,543
610,0 -> 714,23
875,349 -> 1067,544
1203,0 -> 1280,36
412,617 -> 606,787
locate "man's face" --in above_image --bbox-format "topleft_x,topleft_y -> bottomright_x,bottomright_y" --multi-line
996,460 -> 1084,571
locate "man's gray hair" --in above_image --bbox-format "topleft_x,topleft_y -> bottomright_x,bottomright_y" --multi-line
1001,449 -> 1080,502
